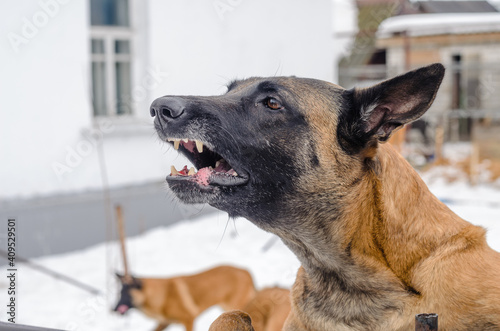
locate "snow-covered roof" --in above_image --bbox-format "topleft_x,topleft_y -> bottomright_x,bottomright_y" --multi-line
377,13 -> 500,38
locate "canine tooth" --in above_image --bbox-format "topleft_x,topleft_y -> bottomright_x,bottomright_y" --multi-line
233,171 -> 238,177
171,166 -> 179,176
188,167 -> 195,175
215,160 -> 221,168
174,140 -> 180,150
196,140 -> 204,153
182,138 -> 189,143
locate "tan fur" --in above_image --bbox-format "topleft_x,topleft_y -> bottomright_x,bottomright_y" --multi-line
243,287 -> 291,331
284,143 -> 500,330
131,266 -> 256,331
388,126 -> 406,153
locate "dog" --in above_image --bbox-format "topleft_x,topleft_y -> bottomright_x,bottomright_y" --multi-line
150,63 -> 500,330
209,287 -> 290,331
113,265 -> 256,331
243,287 -> 291,331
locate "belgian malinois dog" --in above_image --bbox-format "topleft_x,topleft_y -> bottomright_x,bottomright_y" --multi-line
150,63 -> 500,330
113,265 -> 255,331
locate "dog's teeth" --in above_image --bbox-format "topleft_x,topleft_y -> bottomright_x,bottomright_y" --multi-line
167,138 -> 174,142
233,171 -> 238,177
188,167 -> 195,175
174,140 -> 180,150
182,138 -> 189,143
196,140 -> 204,153
215,159 -> 225,168
171,166 -> 179,176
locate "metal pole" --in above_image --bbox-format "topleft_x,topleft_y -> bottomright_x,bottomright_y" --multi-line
415,313 -> 438,331
403,30 -> 411,71
261,236 -> 279,252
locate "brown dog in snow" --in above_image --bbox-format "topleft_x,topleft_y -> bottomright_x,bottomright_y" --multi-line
151,63 -> 500,330
114,265 -> 255,331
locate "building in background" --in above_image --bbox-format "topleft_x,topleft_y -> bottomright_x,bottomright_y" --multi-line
338,0 -> 500,165
0,0 -> 340,257
339,0 -> 498,89
377,12 -> 500,141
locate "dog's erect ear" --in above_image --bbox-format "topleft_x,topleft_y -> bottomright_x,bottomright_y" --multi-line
339,63 -> 445,152
356,63 -> 445,141
115,272 -> 141,288
115,272 -> 125,282
132,277 -> 143,289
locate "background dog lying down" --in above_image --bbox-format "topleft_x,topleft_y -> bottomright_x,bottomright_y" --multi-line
241,287 -> 291,331
209,286 -> 290,331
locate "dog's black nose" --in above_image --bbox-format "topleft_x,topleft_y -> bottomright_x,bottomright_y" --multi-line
150,97 -> 186,119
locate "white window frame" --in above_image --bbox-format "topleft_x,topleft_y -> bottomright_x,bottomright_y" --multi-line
90,2 -> 133,117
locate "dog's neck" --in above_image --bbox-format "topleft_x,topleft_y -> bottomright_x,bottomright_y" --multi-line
279,143 -> 475,293
358,144 -> 475,286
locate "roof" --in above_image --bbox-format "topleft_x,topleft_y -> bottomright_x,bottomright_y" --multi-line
377,12 -> 500,37
417,0 -> 498,13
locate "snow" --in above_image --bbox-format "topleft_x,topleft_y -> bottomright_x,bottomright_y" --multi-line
377,13 -> 500,38
0,213 -> 300,331
1,176 -> 499,330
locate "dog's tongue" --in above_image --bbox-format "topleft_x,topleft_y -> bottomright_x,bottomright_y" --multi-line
170,160 -> 241,187
117,304 -> 129,314
195,167 -> 212,186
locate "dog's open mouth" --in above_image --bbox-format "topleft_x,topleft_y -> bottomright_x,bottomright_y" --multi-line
116,304 -> 129,315
166,138 -> 248,188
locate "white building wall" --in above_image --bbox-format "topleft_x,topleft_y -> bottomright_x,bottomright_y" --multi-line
0,0 -> 178,199
0,0 -> 93,199
1,0 -> 335,200
147,0 -> 334,97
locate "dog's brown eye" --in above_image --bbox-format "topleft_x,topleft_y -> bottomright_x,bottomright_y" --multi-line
265,97 -> 283,110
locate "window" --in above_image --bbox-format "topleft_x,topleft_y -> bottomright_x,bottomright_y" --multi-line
451,54 -> 474,140
90,0 -> 132,117
90,0 -> 129,26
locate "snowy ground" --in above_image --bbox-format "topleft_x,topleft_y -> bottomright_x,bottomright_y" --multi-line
1,172 -> 500,330
0,213 -> 300,331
